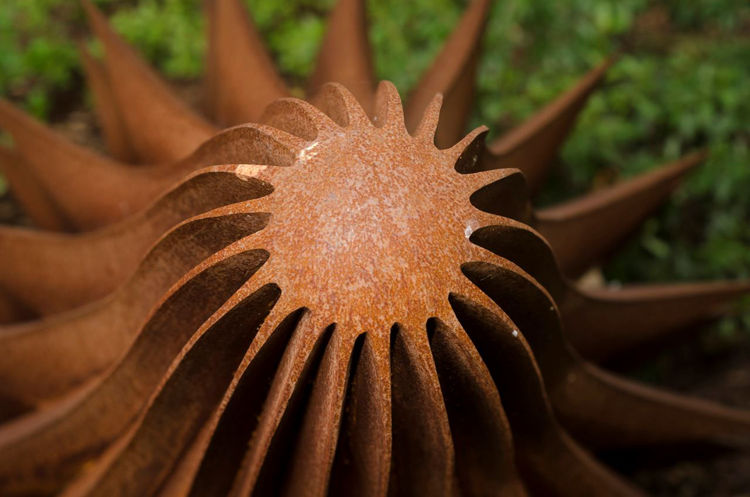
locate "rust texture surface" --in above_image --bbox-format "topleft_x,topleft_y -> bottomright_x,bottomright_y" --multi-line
0,0 -> 748,496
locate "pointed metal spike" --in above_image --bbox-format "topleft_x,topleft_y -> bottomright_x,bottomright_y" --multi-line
485,56 -> 616,192
0,145 -> 69,230
309,0 -> 375,114
405,0 -> 491,148
205,0 -> 290,126
0,96 -> 295,230
81,0 -> 217,163
77,43 -> 136,162
562,279 -> 750,362
552,361 -> 750,449
535,150 -> 706,278
413,93 -> 443,143
372,81 -> 405,130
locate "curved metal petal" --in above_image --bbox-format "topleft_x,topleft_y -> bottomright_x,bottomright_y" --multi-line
463,260 -> 750,449
0,170 -> 271,317
58,284 -> 280,497
450,292 -> 644,496
0,250 -> 266,495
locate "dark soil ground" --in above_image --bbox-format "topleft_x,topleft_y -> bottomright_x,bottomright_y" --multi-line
609,331 -> 750,496
2,87 -> 749,497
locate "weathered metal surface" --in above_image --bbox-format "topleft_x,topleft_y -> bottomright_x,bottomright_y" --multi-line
0,0 -> 748,496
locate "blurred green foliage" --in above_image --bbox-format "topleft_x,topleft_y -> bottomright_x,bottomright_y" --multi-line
0,0 -> 748,334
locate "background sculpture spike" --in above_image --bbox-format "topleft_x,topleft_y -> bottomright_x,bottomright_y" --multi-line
310,0 -> 376,114
0,98 -> 169,228
0,98 -> 299,230
563,280 -> 750,362
482,57 -> 616,192
0,145 -> 67,231
77,43 -> 136,162
535,150 -> 707,277
405,0 -> 491,148
80,0 -> 216,163
204,0 -> 290,125
471,212 -> 750,362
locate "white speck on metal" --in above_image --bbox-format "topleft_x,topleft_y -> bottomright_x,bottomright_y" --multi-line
297,140 -> 320,163
235,164 -> 268,179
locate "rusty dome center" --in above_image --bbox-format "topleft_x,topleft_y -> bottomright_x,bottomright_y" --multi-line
257,119 -> 480,326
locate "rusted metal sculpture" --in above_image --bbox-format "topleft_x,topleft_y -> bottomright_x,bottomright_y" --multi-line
0,0 -> 748,496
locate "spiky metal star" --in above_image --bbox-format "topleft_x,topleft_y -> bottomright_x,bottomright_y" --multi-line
0,0 -> 748,496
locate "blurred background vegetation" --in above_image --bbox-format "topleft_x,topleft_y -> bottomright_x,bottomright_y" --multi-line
1,0 -> 749,342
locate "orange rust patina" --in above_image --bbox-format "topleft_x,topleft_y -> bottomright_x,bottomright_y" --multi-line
0,0 -> 749,496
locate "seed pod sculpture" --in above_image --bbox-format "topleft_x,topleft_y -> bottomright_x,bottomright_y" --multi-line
0,0 -> 748,496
